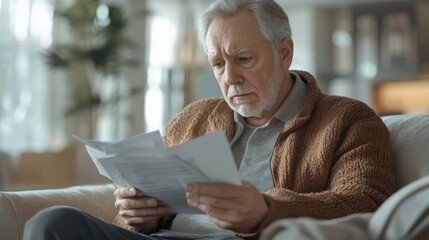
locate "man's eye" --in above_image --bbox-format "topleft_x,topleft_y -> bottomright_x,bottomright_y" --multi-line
213,62 -> 224,69
238,57 -> 252,63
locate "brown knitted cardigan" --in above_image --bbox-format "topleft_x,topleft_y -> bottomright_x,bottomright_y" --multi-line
116,70 -> 396,239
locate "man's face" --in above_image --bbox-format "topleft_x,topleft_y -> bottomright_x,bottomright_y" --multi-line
205,10 -> 286,120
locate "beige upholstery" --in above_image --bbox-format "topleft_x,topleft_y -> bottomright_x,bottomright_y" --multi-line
0,152 -> 13,188
0,184 -> 117,240
381,114 -> 429,188
14,143 -> 77,188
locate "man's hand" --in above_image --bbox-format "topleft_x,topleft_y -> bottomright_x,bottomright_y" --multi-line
185,181 -> 269,233
114,186 -> 168,233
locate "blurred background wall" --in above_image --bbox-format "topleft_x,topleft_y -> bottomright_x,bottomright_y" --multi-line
0,0 -> 428,190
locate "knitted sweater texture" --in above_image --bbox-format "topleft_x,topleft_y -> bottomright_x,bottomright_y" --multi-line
161,70 -> 396,239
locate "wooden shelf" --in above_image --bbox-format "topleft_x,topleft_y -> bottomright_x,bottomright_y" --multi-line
371,77 -> 429,115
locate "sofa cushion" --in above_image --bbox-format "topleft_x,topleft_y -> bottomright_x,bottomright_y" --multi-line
369,174 -> 429,240
381,114 -> 429,188
0,184 -> 117,240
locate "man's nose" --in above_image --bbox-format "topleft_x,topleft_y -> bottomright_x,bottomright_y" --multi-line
224,63 -> 242,85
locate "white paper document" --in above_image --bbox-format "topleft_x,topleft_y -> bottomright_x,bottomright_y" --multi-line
72,131 -> 240,214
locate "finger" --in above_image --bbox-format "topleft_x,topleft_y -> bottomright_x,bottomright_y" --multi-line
119,207 -> 168,218
115,197 -> 159,210
123,216 -> 160,226
186,192 -> 236,210
186,183 -> 247,198
194,201 -> 228,218
115,186 -> 139,198
188,199 -> 241,222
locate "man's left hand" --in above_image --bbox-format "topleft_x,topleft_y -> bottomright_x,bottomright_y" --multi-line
185,181 -> 269,233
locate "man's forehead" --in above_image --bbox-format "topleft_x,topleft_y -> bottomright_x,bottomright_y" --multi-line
206,28 -> 255,57
205,10 -> 263,54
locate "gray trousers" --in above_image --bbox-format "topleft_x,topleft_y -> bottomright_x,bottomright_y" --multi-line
23,206 -> 163,240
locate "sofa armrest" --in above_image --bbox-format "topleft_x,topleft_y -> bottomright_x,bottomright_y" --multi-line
381,114 -> 429,188
0,184 -> 117,240
260,213 -> 372,240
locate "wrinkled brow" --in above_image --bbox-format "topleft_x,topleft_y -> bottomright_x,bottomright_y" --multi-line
231,48 -> 251,57
208,47 -> 251,63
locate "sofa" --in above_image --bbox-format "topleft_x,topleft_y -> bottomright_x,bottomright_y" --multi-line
0,114 -> 428,240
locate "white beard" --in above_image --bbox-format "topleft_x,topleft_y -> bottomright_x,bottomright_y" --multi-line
223,64 -> 284,118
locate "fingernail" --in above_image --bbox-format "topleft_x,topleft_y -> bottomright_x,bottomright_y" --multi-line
129,188 -> 136,195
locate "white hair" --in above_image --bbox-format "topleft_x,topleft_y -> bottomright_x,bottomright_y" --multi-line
199,0 -> 292,57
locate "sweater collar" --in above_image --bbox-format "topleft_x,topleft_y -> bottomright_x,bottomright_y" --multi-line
283,70 -> 321,132
207,70 -> 322,141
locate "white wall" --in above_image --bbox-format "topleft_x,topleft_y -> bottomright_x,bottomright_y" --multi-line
286,7 -> 317,74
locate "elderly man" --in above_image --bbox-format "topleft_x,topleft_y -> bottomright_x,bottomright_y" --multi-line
24,0 -> 395,239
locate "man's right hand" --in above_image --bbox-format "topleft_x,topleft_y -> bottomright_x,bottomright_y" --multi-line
114,186 -> 168,233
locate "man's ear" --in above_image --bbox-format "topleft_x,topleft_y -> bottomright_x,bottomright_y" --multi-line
278,38 -> 294,70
